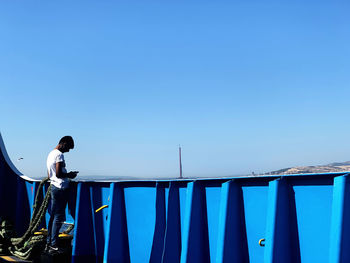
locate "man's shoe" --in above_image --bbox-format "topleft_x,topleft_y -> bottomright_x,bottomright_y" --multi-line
48,245 -> 64,254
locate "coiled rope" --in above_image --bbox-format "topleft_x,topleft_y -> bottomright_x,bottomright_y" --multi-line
0,178 -> 52,260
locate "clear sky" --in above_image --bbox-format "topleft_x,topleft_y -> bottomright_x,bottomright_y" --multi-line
1,1 -> 349,179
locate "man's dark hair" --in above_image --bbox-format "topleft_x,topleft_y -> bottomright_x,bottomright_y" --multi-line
59,136 -> 74,149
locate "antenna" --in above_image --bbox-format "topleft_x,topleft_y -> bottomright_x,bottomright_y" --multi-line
179,145 -> 183,178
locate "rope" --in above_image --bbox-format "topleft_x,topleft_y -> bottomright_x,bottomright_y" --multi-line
11,178 -> 51,246
8,235 -> 46,259
0,178 -> 51,260
1,178 -> 74,260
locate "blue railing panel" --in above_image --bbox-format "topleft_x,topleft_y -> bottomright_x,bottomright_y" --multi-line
90,184 -> 111,261
149,184 -> 166,262
124,187 -> 156,263
216,180 -> 249,262
179,185 -> 188,234
205,185 -> 221,263
162,182 -> 181,262
242,185 -> 268,263
103,183 -> 130,263
294,184 -> 333,263
181,181 -> 210,263
72,183 -> 96,263
264,179 -> 300,263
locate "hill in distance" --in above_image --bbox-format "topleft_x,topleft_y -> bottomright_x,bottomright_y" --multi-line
266,161 -> 350,175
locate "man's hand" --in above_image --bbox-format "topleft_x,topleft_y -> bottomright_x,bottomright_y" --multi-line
68,171 -> 79,179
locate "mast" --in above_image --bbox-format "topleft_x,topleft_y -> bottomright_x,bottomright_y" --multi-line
179,145 -> 183,178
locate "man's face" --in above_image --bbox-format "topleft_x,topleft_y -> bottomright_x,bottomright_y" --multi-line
61,143 -> 71,153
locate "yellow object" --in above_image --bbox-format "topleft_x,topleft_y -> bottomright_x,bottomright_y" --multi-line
95,205 -> 109,213
59,233 -> 73,239
0,256 -> 16,262
34,228 -> 48,236
259,238 -> 265,247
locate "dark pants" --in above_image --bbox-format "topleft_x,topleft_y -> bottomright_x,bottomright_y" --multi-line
47,184 -> 69,246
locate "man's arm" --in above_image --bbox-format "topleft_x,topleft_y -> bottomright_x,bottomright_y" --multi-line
55,162 -> 78,179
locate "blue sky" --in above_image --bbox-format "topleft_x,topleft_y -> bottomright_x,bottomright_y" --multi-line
1,1 -> 349,178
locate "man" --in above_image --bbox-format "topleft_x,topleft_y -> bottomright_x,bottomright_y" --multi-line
46,136 -> 78,254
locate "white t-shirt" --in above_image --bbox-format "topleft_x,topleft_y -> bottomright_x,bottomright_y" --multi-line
47,149 -> 69,189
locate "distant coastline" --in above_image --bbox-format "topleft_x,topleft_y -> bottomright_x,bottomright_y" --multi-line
266,161 -> 350,175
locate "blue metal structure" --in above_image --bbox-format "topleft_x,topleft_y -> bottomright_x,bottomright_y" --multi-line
0,133 -> 349,262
